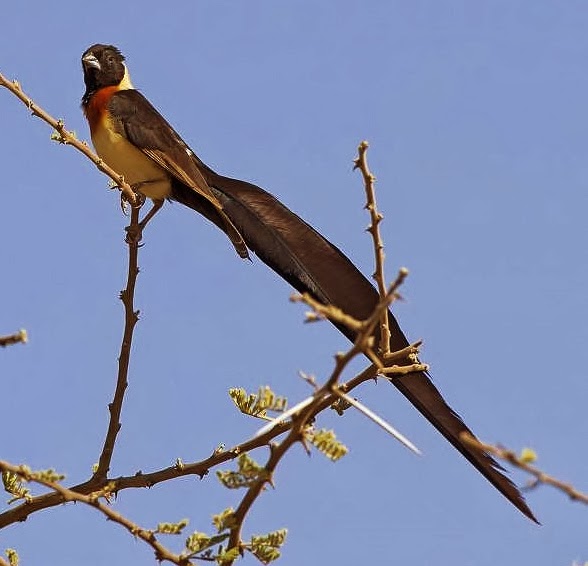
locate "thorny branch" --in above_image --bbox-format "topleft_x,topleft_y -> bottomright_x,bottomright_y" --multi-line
0,356 -> 392,530
0,70 -> 136,204
93,204 -> 146,481
0,110 -> 426,565
0,330 -> 27,348
224,269 -> 424,563
461,433 -> 588,506
354,140 -> 391,355
0,461 -> 187,566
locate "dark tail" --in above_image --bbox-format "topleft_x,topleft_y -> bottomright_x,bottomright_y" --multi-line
171,172 -> 537,523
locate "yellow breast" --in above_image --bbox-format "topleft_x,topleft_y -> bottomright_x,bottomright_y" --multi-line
91,114 -> 172,201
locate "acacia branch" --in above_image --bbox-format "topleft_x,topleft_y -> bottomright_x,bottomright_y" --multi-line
0,71 -> 136,204
0,329 -> 27,348
0,461 -> 187,566
461,433 -> 588,506
0,123 -> 426,566
225,271 -> 420,561
0,363 -> 381,529
354,140 -> 390,355
223,152 -> 426,560
93,205 -> 145,481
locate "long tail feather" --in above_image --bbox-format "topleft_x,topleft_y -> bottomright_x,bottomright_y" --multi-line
171,173 -> 537,523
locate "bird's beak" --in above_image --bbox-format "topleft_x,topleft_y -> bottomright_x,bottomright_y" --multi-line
82,53 -> 101,71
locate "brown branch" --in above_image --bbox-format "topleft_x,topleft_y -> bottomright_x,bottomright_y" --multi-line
256,268 -> 422,441
0,329 -> 27,348
224,269 -> 418,562
0,205 -> 164,525
0,269 -> 394,547
0,556 -> 10,566
379,363 -> 428,375
292,267 -> 416,377
226,420 -> 306,559
354,140 -> 391,355
0,71 -> 136,204
323,268 -> 413,389
0,124 -> 421,565
0,363 -> 380,528
93,205 -> 144,481
225,367 -> 388,560
290,293 -> 363,332
0,461 -> 187,566
461,433 -> 588,506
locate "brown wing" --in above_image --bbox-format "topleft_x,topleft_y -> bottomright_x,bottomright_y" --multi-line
107,89 -> 248,259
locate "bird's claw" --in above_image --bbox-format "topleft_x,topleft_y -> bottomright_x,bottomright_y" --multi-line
120,190 -> 146,216
124,223 -> 144,245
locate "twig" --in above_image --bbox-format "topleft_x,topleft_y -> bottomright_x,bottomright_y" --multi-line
0,329 -> 27,348
0,461 -> 186,566
93,205 -> 144,481
225,272 -> 420,563
225,428 -> 301,559
379,363 -> 428,375
354,141 -> 390,355
0,365 -> 381,528
226,369 -> 400,563
329,267 -> 412,384
0,419 -> 286,528
0,71 -> 136,204
0,115 -> 424,565
380,267 -> 415,364
258,269 -> 421,442
380,341 -> 422,364
291,292 -> 363,331
461,433 -> 588,506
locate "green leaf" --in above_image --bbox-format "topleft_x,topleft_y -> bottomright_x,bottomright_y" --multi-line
217,453 -> 269,489
2,472 -> 31,504
519,447 -> 538,463
217,546 -> 240,564
156,518 -> 189,535
185,531 -> 229,554
212,507 -> 236,532
5,549 -> 19,566
229,386 -> 287,419
305,428 -> 348,461
248,529 -> 287,564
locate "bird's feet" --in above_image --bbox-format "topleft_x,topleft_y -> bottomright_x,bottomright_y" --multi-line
124,198 -> 164,244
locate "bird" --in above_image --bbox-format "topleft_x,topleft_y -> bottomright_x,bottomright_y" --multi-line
81,43 -> 536,522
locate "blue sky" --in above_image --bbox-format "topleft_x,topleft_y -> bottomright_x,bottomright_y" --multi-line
1,1 -> 587,564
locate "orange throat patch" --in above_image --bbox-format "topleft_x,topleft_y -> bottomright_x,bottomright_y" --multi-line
83,86 -> 118,132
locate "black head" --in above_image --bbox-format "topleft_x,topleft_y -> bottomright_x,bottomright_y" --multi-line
82,44 -> 126,95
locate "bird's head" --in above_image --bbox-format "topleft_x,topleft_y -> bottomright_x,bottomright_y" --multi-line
82,44 -> 129,95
